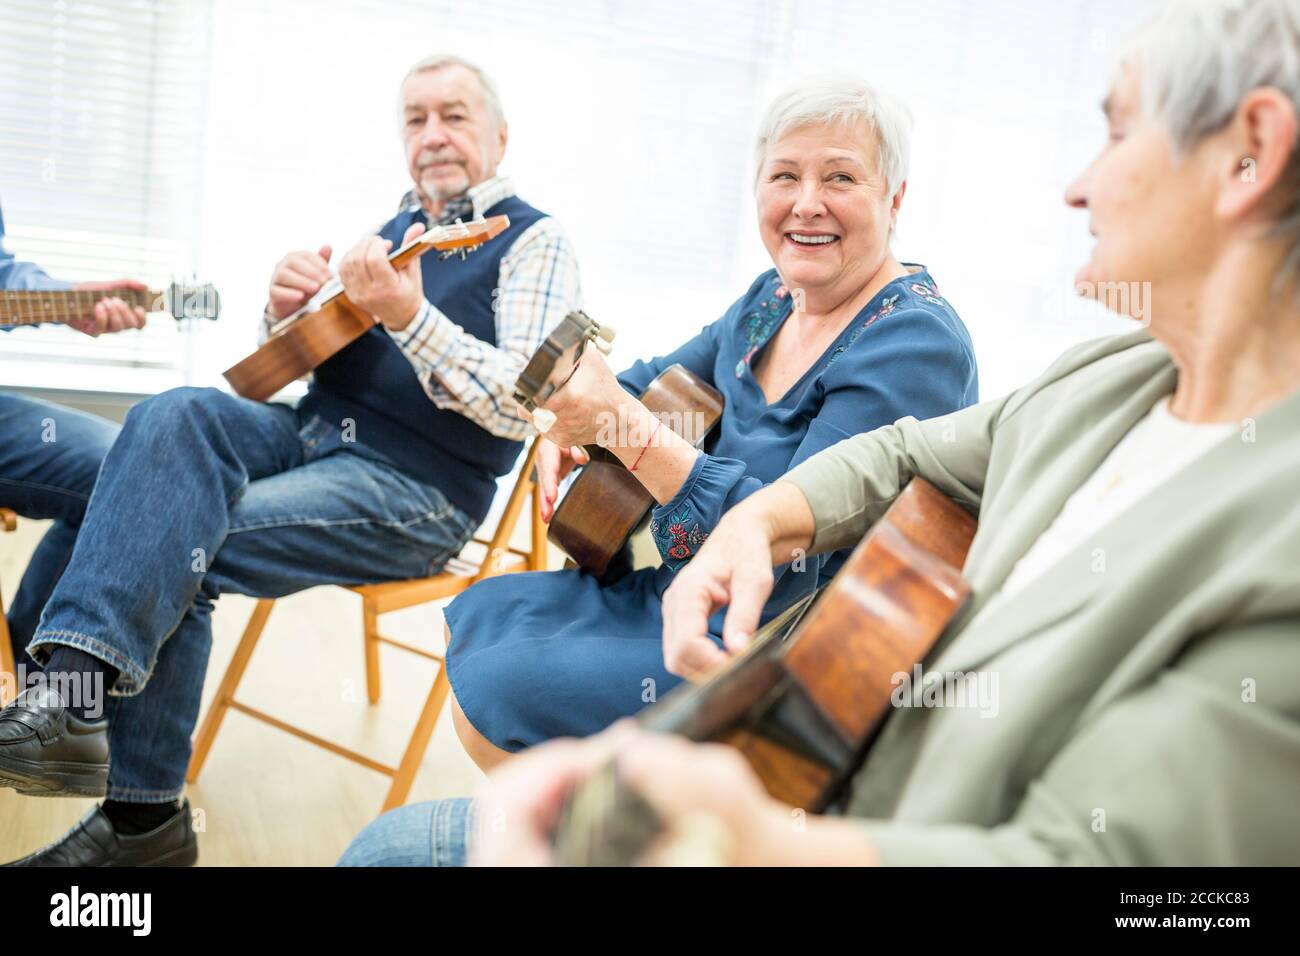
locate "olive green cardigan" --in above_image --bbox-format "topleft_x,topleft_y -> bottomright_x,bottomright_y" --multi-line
782,330 -> 1300,865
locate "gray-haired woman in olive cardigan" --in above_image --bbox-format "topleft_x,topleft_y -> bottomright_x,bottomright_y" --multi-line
466,0 -> 1300,867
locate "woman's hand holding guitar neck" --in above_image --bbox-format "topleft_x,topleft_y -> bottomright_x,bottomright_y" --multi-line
521,346 -> 700,509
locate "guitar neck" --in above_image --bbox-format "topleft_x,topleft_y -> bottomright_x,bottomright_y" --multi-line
0,288 -> 161,326
271,230 -> 484,333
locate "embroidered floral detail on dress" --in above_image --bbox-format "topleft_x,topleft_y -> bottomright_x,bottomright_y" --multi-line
651,505 -> 709,570
736,283 -> 790,378
909,279 -> 947,307
827,293 -> 902,366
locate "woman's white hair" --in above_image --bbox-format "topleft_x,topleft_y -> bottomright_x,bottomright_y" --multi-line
753,75 -> 913,196
404,54 -> 505,128
1119,0 -> 1300,284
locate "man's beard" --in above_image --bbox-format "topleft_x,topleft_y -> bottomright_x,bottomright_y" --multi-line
419,166 -> 470,201
416,150 -> 471,202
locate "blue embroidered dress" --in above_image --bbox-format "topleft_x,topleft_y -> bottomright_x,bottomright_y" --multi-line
444,266 -> 979,751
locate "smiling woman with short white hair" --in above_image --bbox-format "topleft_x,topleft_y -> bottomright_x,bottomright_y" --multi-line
382,75 -> 980,783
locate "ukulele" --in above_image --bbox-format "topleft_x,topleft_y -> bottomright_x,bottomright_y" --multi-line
551,477 -> 977,865
223,216 -> 510,402
513,310 -> 725,577
0,281 -> 221,326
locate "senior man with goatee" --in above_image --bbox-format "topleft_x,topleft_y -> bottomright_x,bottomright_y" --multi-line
0,53 -> 582,867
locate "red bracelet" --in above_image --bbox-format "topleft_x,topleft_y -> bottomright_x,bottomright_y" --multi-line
629,417 -> 663,473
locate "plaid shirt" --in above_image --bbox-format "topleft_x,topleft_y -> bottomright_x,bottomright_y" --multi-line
263,176 -> 581,440
396,176 -> 581,439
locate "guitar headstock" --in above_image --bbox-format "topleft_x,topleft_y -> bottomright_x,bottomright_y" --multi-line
163,281 -> 221,321
513,311 -> 617,417
421,214 -> 511,259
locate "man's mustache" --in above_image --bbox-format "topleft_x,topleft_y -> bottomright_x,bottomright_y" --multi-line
417,150 -> 465,169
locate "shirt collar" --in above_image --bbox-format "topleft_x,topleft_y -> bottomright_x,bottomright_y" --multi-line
398,175 -> 516,223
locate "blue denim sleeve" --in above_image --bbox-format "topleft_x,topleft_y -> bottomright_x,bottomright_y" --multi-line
648,306 -> 978,573
0,206 -> 71,296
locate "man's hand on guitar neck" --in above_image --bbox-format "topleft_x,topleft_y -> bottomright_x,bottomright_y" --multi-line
66,279 -> 149,337
339,222 -> 428,331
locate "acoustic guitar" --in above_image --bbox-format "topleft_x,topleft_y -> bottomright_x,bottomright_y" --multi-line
551,477 -> 977,865
0,281 -> 221,326
513,310 -> 725,576
223,216 -> 510,402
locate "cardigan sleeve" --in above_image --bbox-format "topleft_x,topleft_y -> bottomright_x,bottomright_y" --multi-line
650,306 -> 978,571
780,331 -> 1156,554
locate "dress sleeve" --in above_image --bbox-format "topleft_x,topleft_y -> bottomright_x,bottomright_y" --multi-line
615,271 -> 778,396
650,305 -> 979,571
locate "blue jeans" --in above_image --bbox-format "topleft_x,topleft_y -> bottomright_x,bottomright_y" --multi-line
338,797 -> 475,866
0,394 -> 119,669
27,387 -> 476,803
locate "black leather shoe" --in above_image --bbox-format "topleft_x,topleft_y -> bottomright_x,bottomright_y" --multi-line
3,800 -> 198,867
0,685 -> 109,797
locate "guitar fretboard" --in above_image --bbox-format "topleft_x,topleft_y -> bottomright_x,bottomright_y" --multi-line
0,288 -> 160,326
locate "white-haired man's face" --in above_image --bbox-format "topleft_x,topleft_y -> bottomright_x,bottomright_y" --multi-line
401,65 -> 507,210
755,121 -> 902,308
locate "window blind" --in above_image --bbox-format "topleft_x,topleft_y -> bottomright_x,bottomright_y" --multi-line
0,0 -> 212,393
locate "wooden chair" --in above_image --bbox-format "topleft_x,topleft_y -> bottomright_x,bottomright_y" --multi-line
186,440 -> 547,814
1,507 -> 19,707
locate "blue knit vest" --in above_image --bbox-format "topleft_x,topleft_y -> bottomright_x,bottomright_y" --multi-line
297,194 -> 547,525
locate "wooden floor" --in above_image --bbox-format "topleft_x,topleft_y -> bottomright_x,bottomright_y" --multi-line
0,517 -> 488,866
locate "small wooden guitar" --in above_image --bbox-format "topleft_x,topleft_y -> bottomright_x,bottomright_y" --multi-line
513,310 -> 725,577
0,281 -> 221,326
223,216 -> 510,402
551,478 -> 977,865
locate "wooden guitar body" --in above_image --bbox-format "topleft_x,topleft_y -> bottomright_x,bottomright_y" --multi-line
223,299 -> 372,403
512,310 -> 725,576
552,478 -> 978,864
548,365 -> 724,576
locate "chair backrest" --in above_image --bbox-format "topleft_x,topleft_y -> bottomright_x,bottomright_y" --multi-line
348,437 -> 546,611
471,437 -> 543,582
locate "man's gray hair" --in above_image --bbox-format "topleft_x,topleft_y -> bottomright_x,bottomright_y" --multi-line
1119,0 -> 1300,286
404,54 -> 505,128
753,75 -> 913,196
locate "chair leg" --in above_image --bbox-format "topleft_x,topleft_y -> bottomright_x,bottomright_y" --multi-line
186,598 -> 276,783
363,598 -> 381,704
530,482 -> 547,571
380,664 -> 452,814
0,593 -> 15,708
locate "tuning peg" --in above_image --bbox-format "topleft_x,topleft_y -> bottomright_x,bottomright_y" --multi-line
595,323 -> 616,343
531,408 -> 557,434
594,336 -> 614,356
